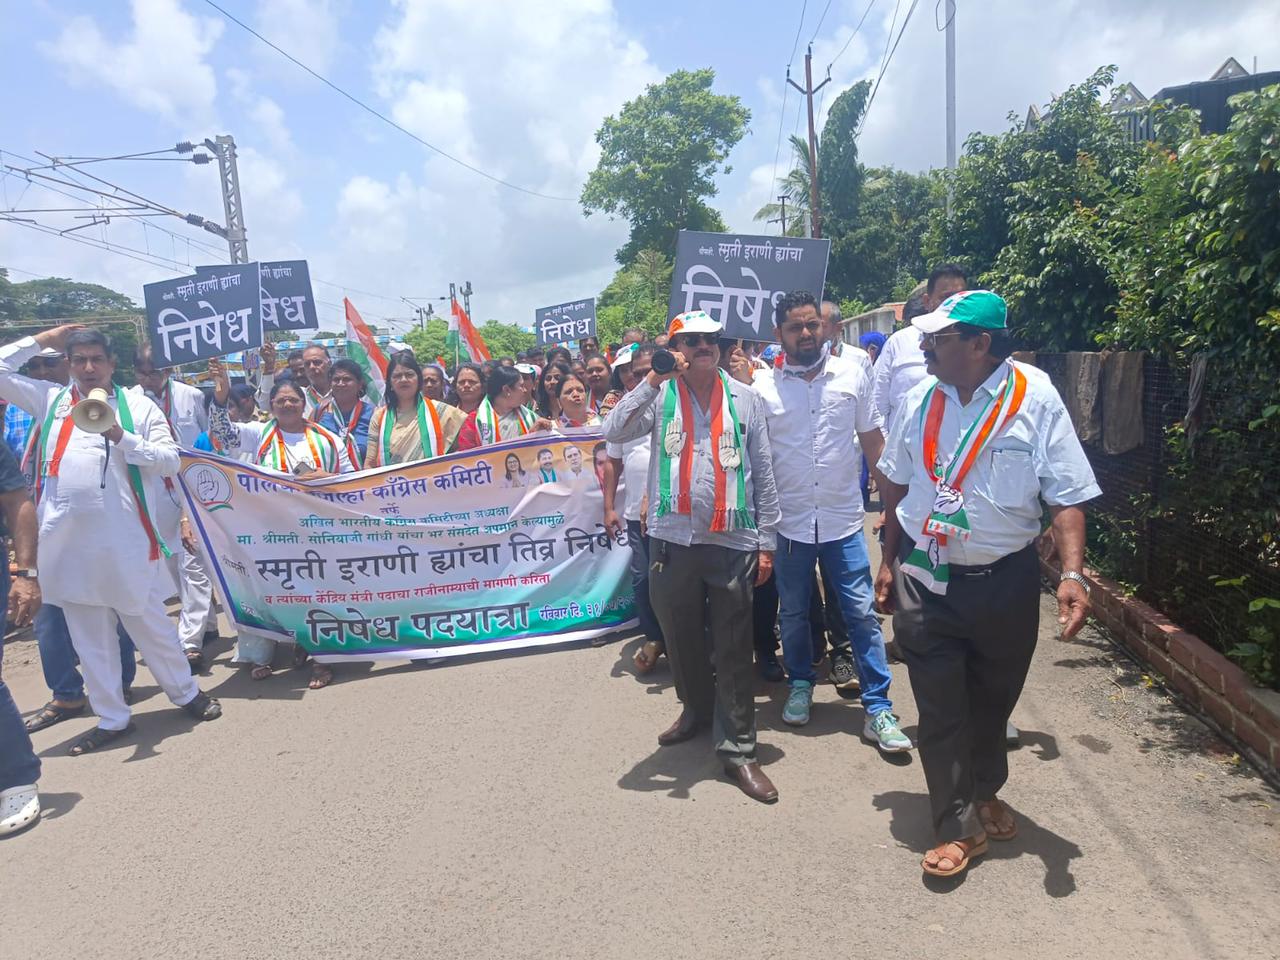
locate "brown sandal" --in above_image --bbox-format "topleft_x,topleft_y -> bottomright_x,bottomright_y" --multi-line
977,799 -> 1018,841
308,663 -> 334,689
921,834 -> 989,878
633,640 -> 664,674
250,664 -> 273,681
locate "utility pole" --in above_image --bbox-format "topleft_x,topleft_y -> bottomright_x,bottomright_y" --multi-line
449,282 -> 459,370
460,280 -> 473,322
944,1 -> 957,219
769,194 -> 790,235
787,45 -> 831,238
204,135 -> 248,263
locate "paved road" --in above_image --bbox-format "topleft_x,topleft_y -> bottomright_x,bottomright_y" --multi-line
3,542 -> 1278,959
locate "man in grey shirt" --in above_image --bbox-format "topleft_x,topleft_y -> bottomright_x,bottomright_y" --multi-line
603,310 -> 781,803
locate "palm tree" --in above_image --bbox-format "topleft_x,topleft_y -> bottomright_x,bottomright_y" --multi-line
754,135 -> 813,237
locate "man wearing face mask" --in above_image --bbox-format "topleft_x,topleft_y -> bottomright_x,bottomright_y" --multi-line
754,291 -> 910,751
603,310 -> 781,803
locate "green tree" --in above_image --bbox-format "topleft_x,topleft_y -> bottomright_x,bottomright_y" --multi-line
818,80 -> 871,233
403,318 -> 534,366
753,135 -> 812,237
582,69 -> 750,264
596,248 -> 672,344
926,66 -> 1143,350
403,318 -> 450,363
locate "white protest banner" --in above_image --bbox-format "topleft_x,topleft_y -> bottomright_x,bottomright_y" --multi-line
178,432 -> 636,662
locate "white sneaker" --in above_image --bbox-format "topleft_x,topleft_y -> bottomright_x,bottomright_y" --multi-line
0,783 -> 40,836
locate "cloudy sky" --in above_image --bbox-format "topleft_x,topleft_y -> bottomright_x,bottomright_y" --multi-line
2,0 -> 1277,334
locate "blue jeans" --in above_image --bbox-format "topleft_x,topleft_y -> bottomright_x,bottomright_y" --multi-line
774,531 -> 893,715
0,567 -> 41,791
36,603 -> 137,702
627,520 -> 663,645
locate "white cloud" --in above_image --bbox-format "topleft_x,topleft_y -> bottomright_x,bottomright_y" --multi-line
42,0 -> 224,123
254,0 -> 341,75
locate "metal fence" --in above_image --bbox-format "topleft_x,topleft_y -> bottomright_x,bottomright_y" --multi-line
1034,352 -> 1280,681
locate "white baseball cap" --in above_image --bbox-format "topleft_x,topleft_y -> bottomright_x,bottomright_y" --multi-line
667,310 -> 722,338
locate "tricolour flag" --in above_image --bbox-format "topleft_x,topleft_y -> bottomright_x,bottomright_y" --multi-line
447,296 -> 490,366
344,298 -> 389,403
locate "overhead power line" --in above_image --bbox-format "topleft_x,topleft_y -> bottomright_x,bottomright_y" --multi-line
827,0 -> 878,70
787,0 -> 810,66
200,0 -> 576,202
857,0 -> 922,138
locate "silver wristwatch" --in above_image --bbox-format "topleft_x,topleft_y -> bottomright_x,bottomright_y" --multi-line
1059,570 -> 1090,594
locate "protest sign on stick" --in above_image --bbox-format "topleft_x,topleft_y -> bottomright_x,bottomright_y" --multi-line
535,298 -> 597,346
259,260 -> 319,332
143,261 -> 263,366
666,230 -> 830,341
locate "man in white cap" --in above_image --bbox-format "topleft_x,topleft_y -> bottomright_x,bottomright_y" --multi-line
603,311 -> 781,803
0,324 -> 223,756
875,290 -> 1099,878
131,344 -> 219,671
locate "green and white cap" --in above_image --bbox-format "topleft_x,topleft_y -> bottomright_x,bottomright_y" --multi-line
911,290 -> 1007,334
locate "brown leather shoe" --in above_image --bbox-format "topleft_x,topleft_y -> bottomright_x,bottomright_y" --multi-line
657,710 -> 702,746
724,761 -> 778,803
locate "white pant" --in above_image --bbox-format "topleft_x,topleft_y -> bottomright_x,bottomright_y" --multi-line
169,540 -> 217,651
62,580 -> 200,731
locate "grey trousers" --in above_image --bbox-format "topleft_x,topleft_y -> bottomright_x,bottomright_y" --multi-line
893,541 -> 1040,841
649,540 -> 758,768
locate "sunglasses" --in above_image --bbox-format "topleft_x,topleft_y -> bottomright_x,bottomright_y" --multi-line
676,333 -> 717,347
920,330 -> 966,346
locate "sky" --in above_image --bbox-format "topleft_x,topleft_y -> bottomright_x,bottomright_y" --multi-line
1,0 -> 1277,336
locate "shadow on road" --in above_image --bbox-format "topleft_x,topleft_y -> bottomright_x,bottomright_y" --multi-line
36,706 -> 218,763
617,737 -> 786,800
872,789 -> 1082,897
608,635 -> 673,696
32,790 -> 81,822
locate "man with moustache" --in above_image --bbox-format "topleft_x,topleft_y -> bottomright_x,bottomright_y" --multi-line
875,290 -> 1098,877
603,310 -> 781,803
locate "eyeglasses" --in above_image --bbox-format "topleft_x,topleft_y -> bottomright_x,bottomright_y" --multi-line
920,330 -> 966,346
676,333 -> 716,347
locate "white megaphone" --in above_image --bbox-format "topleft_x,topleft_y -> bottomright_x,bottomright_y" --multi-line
70,388 -> 116,435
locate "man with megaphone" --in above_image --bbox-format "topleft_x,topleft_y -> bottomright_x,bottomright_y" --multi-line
0,324 -> 223,757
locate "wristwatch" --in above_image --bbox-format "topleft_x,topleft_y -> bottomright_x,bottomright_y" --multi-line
1059,570 -> 1090,594
13,567 -> 37,579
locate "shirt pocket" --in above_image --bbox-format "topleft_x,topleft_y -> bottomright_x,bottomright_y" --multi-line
988,448 -> 1040,505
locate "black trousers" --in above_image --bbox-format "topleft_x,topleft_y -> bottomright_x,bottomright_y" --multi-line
893,541 -> 1040,841
650,540 -> 758,767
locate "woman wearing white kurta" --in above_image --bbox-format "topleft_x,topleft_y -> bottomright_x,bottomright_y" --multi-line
207,359 -> 354,688
0,326 -> 223,756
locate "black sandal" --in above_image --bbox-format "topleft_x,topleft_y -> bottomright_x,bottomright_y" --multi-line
70,723 -> 135,756
25,700 -> 86,733
186,650 -> 205,674
181,691 -> 223,722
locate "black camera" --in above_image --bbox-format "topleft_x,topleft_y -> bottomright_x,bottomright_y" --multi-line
650,348 -> 676,374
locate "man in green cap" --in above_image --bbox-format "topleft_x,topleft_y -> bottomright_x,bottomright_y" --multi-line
875,290 -> 1100,878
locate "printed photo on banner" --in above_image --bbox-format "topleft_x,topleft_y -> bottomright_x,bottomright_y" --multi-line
177,434 -> 637,662
535,298 -> 596,346
666,230 -> 831,341
143,261 -> 264,366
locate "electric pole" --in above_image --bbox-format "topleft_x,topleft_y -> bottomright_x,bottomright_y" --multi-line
449,282 -> 459,370
204,135 -> 248,263
944,0 -> 957,219
460,280 -> 473,321
787,45 -> 831,238
769,194 -> 790,235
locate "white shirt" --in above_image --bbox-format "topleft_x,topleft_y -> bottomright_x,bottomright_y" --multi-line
209,407 -> 355,475
606,434 -> 652,522
0,337 -> 179,615
878,360 -> 1102,565
753,351 -> 883,544
127,378 -> 208,447
872,326 -> 929,423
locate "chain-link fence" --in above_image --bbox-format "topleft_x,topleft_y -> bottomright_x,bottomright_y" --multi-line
1034,352 -> 1280,687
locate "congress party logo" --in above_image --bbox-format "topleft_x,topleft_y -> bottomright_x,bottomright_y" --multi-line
183,462 -> 233,512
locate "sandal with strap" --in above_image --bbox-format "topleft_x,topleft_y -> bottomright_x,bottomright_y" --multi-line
181,691 -> 223,722
308,663 -> 334,690
69,723 -> 136,757
633,640 -> 665,674
24,700 -> 86,733
251,664 -> 273,681
977,799 -> 1018,841
922,834 -> 989,878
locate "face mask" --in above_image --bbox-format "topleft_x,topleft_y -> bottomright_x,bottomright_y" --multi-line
782,339 -> 830,376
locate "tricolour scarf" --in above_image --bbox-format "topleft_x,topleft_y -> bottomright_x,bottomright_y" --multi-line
38,384 -> 170,560
475,397 -> 536,446
655,369 -> 753,532
255,418 -> 340,473
369,396 -> 445,467
901,361 -> 1028,595
332,399 -> 366,468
